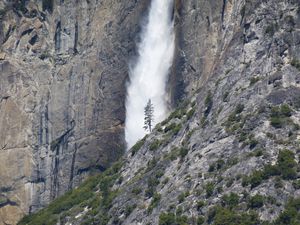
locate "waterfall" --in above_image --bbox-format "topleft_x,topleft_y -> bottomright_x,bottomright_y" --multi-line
125,0 -> 175,149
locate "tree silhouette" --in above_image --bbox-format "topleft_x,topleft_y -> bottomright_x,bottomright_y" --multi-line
143,99 -> 154,132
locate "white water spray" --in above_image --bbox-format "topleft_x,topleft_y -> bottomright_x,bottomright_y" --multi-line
125,0 -> 175,148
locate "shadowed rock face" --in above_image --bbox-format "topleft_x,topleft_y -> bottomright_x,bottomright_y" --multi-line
0,0 -> 148,224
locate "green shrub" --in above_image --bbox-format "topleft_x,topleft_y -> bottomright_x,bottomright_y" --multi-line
169,108 -> 185,120
159,212 -> 190,225
39,51 -> 51,60
145,176 -> 160,198
211,206 -> 260,225
164,147 -> 180,161
235,104 -> 245,114
197,216 -> 205,225
270,117 -> 284,128
222,193 -> 239,208
274,177 -> 284,189
149,139 -> 162,151
125,204 -> 137,217
148,192 -> 161,212
248,137 -> 258,149
176,206 -> 183,215
277,149 -> 297,180
155,169 -> 165,179
179,147 -> 189,159
164,123 -> 182,136
176,215 -> 188,224
244,149 -> 296,189
270,105 -> 293,128
208,159 -> 225,172
263,164 -> 280,178
146,158 -> 157,172
291,58 -> 300,71
132,187 -> 142,195
275,198 -> 300,225
196,201 -> 205,211
162,177 -> 169,185
249,77 -> 260,86
280,104 -> 292,117
18,160 -> 124,225
248,148 -> 264,157
292,180 -> 300,189
178,192 -> 186,203
249,170 -> 264,188
159,212 -> 176,225
187,108 -> 196,120
265,23 -> 278,36
131,137 -> 146,156
226,178 -> 234,188
205,182 -> 215,198
248,195 -> 264,208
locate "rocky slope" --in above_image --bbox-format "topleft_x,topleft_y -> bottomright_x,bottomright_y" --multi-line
0,0 -> 149,224
17,0 -> 300,224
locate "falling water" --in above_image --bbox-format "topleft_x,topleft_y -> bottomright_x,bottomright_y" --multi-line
125,0 -> 175,148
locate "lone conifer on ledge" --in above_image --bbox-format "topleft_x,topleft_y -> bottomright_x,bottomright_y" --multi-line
143,99 -> 154,132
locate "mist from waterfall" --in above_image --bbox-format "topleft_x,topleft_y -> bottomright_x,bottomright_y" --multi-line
125,0 -> 175,149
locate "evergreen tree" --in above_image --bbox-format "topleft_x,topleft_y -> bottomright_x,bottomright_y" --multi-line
143,99 -> 154,132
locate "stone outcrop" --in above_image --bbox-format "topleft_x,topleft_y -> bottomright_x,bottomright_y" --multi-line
0,0 -> 148,224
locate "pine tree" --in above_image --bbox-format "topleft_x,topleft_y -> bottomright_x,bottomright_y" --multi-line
143,99 -> 154,132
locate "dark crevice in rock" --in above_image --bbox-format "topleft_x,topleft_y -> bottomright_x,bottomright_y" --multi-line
29,34 -> 39,45
240,4 -> 246,25
221,0 -> 227,25
206,16 -> 210,30
40,12 -> 46,21
21,28 -> 33,37
0,199 -> 18,208
73,21 -> 78,54
50,124 -> 75,199
0,96 -> 10,103
77,165 -> 106,175
54,21 -> 61,52
189,64 -> 196,73
68,143 -> 77,190
15,39 -> 20,48
2,25 -> 12,44
45,105 -> 49,145
51,152 -> 60,200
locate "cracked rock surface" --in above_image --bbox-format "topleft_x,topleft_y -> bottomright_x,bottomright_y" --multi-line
0,0 -> 148,224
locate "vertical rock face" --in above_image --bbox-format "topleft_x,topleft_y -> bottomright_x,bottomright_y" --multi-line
171,0 -> 300,103
0,0 -> 148,224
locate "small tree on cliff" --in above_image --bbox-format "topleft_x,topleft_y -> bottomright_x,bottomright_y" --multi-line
143,99 -> 154,132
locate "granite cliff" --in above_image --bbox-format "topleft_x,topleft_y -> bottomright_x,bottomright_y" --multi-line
0,0 -> 148,224
1,0 -> 300,224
